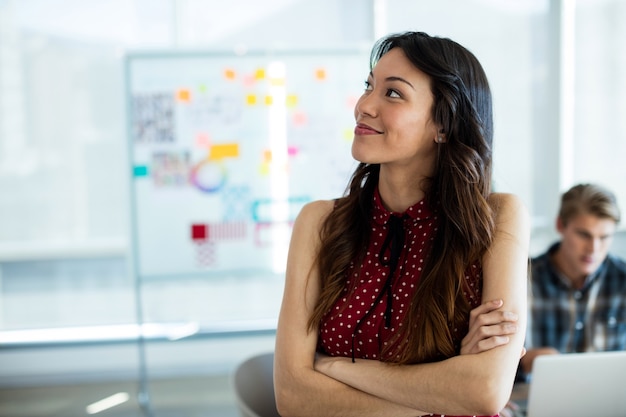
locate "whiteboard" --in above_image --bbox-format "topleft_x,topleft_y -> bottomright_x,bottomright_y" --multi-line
125,49 -> 368,278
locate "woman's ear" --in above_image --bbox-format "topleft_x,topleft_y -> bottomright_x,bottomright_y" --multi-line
435,129 -> 447,144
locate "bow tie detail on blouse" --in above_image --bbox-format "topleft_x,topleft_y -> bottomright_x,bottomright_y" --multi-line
350,213 -> 408,362
378,213 -> 408,328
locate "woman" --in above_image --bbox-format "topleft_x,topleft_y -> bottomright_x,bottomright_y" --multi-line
274,31 -> 529,417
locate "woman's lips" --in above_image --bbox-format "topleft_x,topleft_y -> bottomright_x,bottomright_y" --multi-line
354,123 -> 382,135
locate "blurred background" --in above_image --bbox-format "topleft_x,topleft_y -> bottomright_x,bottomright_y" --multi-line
0,0 -> 624,416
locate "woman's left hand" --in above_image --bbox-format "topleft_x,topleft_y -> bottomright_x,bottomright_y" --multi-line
461,299 -> 520,355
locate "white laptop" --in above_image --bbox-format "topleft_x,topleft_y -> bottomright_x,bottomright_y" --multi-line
525,350 -> 626,417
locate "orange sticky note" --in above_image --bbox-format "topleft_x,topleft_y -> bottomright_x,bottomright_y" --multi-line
315,68 -> 327,81
224,68 -> 236,80
177,89 -> 191,102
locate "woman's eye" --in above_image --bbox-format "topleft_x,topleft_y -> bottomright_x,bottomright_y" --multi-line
386,89 -> 400,98
363,80 -> 372,91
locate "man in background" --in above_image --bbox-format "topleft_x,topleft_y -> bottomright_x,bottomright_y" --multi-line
519,183 -> 626,381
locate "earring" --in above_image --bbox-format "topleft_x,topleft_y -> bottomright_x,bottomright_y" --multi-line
436,135 -> 444,144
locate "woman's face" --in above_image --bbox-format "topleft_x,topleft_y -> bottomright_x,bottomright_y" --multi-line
352,47 -> 440,169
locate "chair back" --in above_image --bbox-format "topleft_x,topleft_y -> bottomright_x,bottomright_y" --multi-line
233,352 -> 281,417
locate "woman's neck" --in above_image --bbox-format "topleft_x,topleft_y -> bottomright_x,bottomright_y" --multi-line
376,156 -> 434,213
377,175 -> 426,213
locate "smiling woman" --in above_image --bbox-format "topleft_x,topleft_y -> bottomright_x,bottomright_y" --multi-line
274,31 -> 530,417
1,1 -> 626,416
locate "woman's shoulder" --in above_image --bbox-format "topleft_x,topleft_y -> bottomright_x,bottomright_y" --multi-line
290,200 -> 336,247
488,192 -> 527,214
488,192 -> 530,230
295,199 -> 336,226
300,199 -> 336,215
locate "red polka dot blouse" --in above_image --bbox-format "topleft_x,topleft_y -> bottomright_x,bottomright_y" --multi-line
317,189 -> 490,416
318,188 -> 483,360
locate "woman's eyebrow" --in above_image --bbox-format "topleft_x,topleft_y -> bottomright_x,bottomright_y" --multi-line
385,76 -> 414,89
368,72 -> 414,89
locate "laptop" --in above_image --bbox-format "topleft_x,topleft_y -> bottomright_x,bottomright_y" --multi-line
525,350 -> 626,417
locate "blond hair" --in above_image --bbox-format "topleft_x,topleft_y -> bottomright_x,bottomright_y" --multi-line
559,183 -> 621,226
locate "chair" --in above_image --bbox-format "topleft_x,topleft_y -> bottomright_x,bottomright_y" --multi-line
233,352 -> 281,417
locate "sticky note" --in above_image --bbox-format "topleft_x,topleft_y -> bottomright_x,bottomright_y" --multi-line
224,68 -> 236,80
209,143 -> 239,161
177,89 -> 191,102
286,94 -> 298,108
246,94 -> 257,105
134,165 -> 148,177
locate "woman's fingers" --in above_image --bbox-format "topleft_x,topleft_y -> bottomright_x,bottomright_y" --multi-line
468,299 -> 503,324
461,321 -> 519,354
461,299 -> 520,355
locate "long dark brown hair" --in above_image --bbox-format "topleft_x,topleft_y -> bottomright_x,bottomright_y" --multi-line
308,31 -> 496,364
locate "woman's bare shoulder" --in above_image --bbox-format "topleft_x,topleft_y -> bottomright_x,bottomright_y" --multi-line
488,192 -> 527,215
488,192 -> 530,231
299,199 -> 335,216
295,199 -> 336,228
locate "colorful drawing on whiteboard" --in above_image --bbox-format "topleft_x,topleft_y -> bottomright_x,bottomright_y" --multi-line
189,143 -> 240,193
189,160 -> 228,193
221,185 -> 252,222
190,222 -> 247,267
131,92 -> 175,143
152,151 -> 191,187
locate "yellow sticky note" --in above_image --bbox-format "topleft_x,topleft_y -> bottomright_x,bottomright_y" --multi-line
265,95 -> 274,106
259,163 -> 270,176
286,94 -> 298,108
255,69 -> 266,80
209,143 -> 239,161
246,94 -> 257,105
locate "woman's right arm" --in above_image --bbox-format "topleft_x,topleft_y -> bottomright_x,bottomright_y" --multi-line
273,200 -> 426,417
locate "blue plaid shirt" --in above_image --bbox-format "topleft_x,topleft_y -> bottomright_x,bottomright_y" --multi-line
527,242 -> 626,353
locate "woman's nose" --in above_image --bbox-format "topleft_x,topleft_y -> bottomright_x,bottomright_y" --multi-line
355,93 -> 377,118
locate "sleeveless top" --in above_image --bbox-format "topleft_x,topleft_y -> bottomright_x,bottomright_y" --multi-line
317,189 -> 493,417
